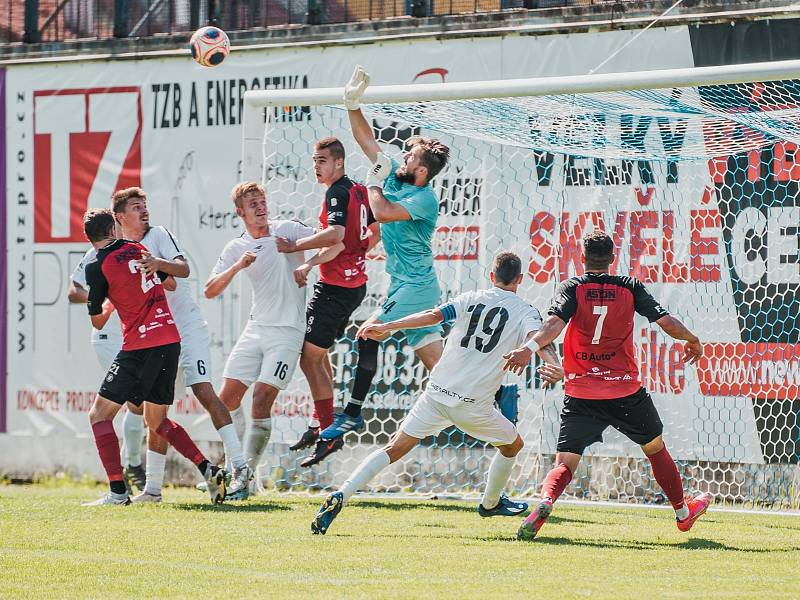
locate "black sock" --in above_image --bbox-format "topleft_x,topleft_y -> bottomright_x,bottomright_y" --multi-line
344,402 -> 361,418
110,480 -> 127,495
197,459 -> 210,476
345,339 -> 379,419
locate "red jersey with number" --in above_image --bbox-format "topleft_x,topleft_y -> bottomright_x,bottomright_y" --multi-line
548,273 -> 669,400
85,240 -> 180,351
318,175 -> 375,288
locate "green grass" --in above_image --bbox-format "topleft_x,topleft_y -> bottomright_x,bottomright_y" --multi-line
1,485 -> 799,599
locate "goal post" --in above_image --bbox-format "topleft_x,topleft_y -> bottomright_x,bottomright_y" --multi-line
241,61 -> 800,511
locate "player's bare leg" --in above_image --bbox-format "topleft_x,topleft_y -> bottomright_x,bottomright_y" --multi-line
314,315 -> 384,459
83,395 -> 128,506
641,435 -> 713,531
192,381 -> 249,496
413,338 -> 443,371
478,435 -> 528,518
141,402 -> 227,504
219,377 -> 248,442
312,431 -> 420,535
291,342 -> 334,452
517,451 -> 581,541
122,401 -> 146,493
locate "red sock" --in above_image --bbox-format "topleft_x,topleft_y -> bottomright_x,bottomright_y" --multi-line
92,420 -> 124,484
541,463 -> 573,503
313,398 -> 334,430
156,418 -> 205,466
647,445 -> 685,510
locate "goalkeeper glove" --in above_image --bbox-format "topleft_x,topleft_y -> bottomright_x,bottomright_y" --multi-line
365,153 -> 392,188
344,65 -> 370,111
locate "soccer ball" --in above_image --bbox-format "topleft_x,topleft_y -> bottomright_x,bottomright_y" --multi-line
189,26 -> 230,67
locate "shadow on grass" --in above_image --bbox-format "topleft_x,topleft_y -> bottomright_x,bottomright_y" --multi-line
170,502 -> 291,513
528,535 -> 800,553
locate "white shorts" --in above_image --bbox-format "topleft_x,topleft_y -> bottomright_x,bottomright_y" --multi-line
223,323 -> 303,390
179,325 -> 213,387
400,390 -> 517,446
92,338 -> 123,371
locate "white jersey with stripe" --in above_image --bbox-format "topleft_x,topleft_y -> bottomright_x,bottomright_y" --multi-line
71,247 -> 123,345
140,225 -> 205,334
211,220 -> 316,331
429,287 -> 543,407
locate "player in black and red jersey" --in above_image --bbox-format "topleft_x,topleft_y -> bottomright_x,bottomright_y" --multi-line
503,229 -> 713,540
277,136 -> 381,466
80,209 -> 226,506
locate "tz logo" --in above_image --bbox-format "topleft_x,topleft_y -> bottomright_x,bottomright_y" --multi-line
33,87 -> 143,243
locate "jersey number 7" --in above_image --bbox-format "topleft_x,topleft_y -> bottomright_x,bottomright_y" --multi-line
591,305 -> 608,345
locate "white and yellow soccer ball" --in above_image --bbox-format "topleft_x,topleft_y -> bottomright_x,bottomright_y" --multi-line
189,26 -> 230,67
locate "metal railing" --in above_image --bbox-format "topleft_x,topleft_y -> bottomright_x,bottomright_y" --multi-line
0,0 -> 709,45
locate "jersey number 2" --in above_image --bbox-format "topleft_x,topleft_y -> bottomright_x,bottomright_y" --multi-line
128,260 -> 159,293
591,305 -> 608,344
460,304 -> 509,354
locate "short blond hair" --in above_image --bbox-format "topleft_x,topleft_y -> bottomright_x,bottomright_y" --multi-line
231,182 -> 265,208
112,187 -> 147,213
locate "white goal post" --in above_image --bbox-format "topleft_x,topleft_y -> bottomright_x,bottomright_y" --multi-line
240,60 -> 800,511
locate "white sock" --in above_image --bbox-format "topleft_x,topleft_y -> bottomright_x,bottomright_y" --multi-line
144,450 -> 166,496
230,406 -> 246,442
340,450 -> 390,502
676,505 -> 690,520
481,451 -> 516,510
122,411 -> 145,467
218,423 -> 246,470
244,418 -> 271,470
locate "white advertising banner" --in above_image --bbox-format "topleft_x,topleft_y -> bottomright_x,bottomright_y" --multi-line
4,25 -> 791,475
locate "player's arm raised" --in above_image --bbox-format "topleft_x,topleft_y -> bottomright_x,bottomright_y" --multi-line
656,315 -> 702,364
503,314 -> 567,374
293,242 -> 346,288
365,154 -> 411,223
345,65 -> 380,162
277,225 -> 344,253
204,250 -> 256,299
357,307 -> 444,340
138,250 -> 190,279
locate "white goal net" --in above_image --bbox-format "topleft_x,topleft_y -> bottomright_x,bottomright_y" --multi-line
244,61 -> 800,511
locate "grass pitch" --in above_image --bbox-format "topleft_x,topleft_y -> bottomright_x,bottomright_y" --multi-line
1,484 -> 798,599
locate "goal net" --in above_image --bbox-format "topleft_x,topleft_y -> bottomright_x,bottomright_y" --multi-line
243,61 -> 800,511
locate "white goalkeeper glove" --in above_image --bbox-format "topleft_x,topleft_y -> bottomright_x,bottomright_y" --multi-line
344,65 -> 370,111
365,153 -> 392,189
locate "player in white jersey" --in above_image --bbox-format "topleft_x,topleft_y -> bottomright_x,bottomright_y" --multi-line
112,186 -> 250,502
205,182 -> 344,498
67,236 -> 165,492
311,251 -> 563,534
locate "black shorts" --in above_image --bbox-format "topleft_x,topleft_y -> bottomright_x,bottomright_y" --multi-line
556,387 -> 664,455
305,282 -> 367,349
99,342 -> 181,407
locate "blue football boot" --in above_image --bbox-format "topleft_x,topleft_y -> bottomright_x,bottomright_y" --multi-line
311,491 -> 344,535
478,493 -> 529,517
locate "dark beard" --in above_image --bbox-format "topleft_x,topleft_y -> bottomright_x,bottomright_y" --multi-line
394,169 -> 416,185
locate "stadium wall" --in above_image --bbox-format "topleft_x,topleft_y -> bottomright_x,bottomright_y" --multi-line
1,21 -> 798,488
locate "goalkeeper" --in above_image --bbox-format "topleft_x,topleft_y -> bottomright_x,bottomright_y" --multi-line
319,65 -> 450,443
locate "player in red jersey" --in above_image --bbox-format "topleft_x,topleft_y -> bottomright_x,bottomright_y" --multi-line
80,209 -> 226,506
504,229 -> 713,539
277,137 -> 381,466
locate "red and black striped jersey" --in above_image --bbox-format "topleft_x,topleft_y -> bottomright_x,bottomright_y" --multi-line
549,272 -> 668,400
